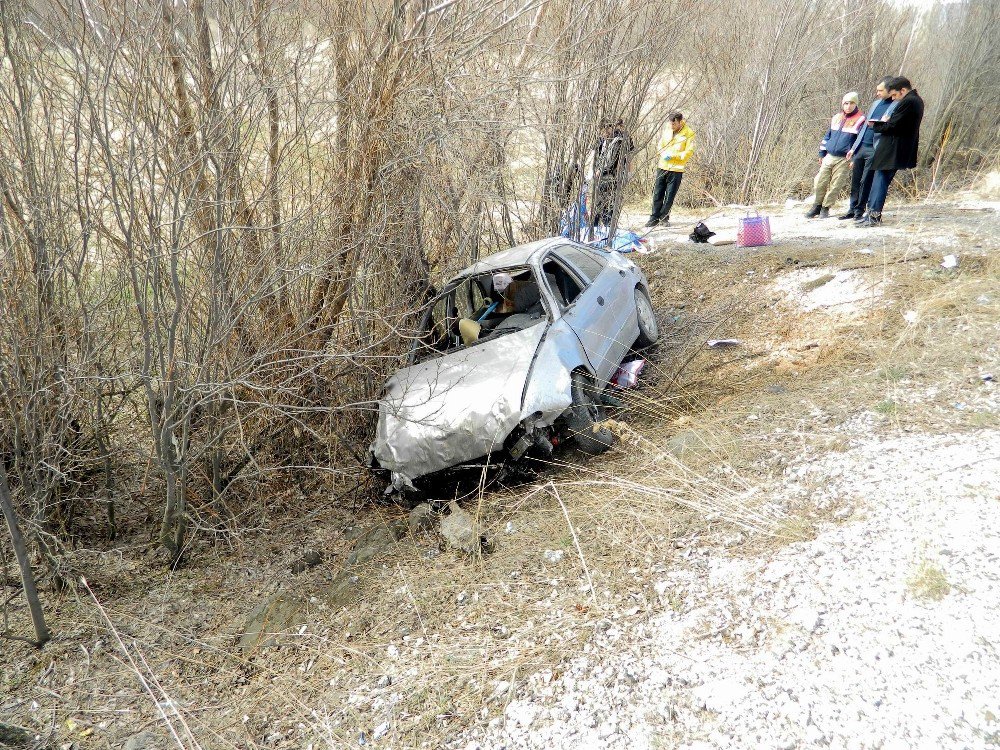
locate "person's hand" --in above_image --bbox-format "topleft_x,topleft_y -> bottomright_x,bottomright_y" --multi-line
847,149 -> 854,160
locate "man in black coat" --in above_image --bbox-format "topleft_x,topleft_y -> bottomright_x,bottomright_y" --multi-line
859,76 -> 924,227
592,119 -> 634,228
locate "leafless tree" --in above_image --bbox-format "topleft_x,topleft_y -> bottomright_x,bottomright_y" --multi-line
1,0 -> 997,643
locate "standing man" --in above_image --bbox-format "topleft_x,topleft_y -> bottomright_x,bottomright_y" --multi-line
805,92 -> 866,218
861,76 -> 925,227
592,119 -> 633,229
645,111 -> 695,228
839,77 -> 894,221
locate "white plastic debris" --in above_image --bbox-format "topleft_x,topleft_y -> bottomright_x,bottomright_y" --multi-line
544,550 -> 565,564
492,272 -> 514,292
612,359 -> 645,389
941,254 -> 959,269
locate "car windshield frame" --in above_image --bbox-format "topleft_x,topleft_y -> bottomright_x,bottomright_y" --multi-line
408,265 -> 552,365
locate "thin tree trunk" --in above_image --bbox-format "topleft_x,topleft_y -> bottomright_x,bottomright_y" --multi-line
0,460 -> 50,647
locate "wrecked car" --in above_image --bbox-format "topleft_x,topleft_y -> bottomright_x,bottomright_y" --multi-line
369,237 -> 659,491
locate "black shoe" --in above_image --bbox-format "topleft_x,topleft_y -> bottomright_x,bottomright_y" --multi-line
837,211 -> 856,220
819,207 -> 830,218
859,211 -> 882,227
805,204 -> 822,218
659,217 -> 670,227
854,212 -> 868,223
643,218 -> 658,228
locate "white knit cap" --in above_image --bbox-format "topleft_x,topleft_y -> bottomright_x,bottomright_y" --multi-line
843,91 -> 860,105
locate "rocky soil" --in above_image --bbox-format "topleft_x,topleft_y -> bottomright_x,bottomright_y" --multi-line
454,426 -> 1000,750
448,196 -> 1000,750
2,195 -> 998,750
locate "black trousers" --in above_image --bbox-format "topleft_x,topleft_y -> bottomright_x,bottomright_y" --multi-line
650,169 -> 683,221
594,177 -> 619,226
849,145 -> 876,215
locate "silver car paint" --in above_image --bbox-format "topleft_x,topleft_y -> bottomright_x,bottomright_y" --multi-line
374,324 -> 549,486
371,240 -> 649,485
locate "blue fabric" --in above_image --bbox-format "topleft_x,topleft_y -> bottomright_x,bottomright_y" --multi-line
869,169 -> 898,213
851,98 -> 893,152
592,229 -> 645,253
477,300 -> 499,322
560,183 -> 590,240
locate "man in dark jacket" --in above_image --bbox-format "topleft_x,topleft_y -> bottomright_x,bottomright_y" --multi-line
860,76 -> 924,227
592,119 -> 633,228
839,77 -> 894,221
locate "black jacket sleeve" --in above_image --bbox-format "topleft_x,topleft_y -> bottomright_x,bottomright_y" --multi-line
871,97 -> 914,135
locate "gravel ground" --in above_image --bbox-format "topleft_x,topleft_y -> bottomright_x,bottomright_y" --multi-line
454,422 -> 1000,750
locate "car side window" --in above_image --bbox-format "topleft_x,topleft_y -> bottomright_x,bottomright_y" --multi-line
556,245 -> 607,282
542,259 -> 584,308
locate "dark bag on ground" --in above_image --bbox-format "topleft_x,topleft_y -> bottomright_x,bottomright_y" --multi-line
689,222 -> 715,243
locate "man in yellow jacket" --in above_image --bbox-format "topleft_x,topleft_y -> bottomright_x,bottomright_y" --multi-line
645,111 -> 695,228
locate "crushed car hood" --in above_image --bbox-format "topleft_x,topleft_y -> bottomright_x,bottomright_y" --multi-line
373,324 -> 547,483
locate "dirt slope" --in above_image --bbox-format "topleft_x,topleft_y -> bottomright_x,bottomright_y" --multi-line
2,196 -> 998,750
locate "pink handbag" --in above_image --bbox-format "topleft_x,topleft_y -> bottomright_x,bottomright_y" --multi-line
737,212 -> 772,248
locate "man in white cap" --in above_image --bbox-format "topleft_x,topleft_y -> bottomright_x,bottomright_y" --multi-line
805,91 -> 867,218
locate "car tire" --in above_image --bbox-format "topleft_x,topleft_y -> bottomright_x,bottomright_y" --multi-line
568,372 -> 614,455
634,287 -> 659,348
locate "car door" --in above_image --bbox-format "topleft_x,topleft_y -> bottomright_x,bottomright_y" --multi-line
549,245 -> 632,383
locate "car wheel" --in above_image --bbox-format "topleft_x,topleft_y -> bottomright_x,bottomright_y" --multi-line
567,372 -> 614,455
634,287 -> 659,348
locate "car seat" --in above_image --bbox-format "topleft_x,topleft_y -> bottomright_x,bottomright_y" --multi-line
505,280 -> 542,314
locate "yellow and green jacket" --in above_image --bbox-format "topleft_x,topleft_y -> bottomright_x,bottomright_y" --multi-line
657,123 -> 695,172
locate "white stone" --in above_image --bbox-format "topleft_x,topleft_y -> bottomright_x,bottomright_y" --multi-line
789,606 -> 822,633
692,677 -> 752,713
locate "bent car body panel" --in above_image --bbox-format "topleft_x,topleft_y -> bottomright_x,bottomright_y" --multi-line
520,319 -> 587,423
374,324 -> 548,483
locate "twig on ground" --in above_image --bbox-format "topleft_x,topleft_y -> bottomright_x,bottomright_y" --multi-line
547,481 -> 597,605
81,577 -> 199,750
839,252 -> 931,272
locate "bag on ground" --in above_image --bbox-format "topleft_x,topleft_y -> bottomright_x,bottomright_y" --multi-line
737,212 -> 772,248
689,222 -> 715,243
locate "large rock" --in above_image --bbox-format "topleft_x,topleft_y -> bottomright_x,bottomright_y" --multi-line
0,724 -> 37,749
345,519 -> 407,567
290,549 -> 322,574
666,429 -> 709,458
124,731 -> 166,750
239,519 -> 408,655
238,591 -> 307,655
440,501 -> 481,554
408,503 -> 436,535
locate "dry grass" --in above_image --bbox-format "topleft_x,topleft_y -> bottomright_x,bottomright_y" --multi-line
3,201 -> 998,748
907,560 -> 952,602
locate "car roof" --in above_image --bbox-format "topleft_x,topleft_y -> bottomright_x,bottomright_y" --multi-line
461,237 -> 565,277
